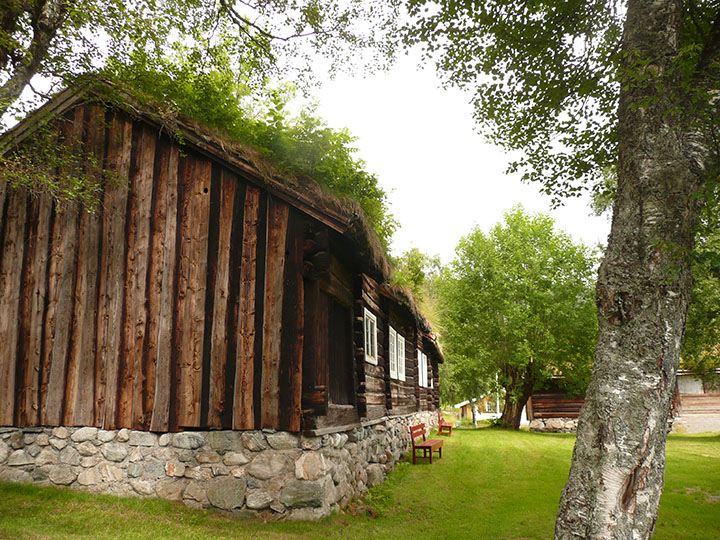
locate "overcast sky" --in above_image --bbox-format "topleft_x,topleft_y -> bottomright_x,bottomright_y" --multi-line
312,53 -> 611,264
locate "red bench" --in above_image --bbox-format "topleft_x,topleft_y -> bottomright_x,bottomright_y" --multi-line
410,423 -> 443,464
438,410 -> 453,436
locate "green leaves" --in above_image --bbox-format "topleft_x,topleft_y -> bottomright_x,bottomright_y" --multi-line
103,47 -> 397,247
400,1 -> 623,200
438,206 -> 598,413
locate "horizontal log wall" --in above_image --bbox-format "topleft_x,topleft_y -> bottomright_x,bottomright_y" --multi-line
528,394 -> 584,420
0,105 -> 304,432
387,310 -> 418,416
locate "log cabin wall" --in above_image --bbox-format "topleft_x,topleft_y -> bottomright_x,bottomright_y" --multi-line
357,273 -> 387,421
0,104 -> 307,432
386,306 -> 418,415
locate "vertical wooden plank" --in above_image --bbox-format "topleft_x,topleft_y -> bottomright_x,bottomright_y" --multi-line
207,170 -> 236,427
200,165 -> 221,426
176,156 -> 211,428
221,181 -> 245,429
118,124 -> 156,429
278,210 -> 304,431
96,112 -> 132,428
148,141 -> 179,432
17,194 -> 52,426
65,105 -> 105,426
233,185 -> 260,430
41,200 -> 79,426
317,293 -> 329,397
302,278 -> 319,410
261,198 -> 289,429
0,188 -> 27,425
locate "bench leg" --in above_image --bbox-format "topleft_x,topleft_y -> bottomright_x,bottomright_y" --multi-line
429,448 -> 433,464
439,447 -> 442,459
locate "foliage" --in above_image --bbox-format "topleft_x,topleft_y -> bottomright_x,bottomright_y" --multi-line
400,1 -> 623,204
0,0 -> 401,122
2,430 -> 720,539
438,207 -> 598,428
103,47 -> 397,247
0,122 -> 109,209
682,224 -> 720,390
0,41 -> 397,246
391,248 -> 441,304
438,352 -> 496,412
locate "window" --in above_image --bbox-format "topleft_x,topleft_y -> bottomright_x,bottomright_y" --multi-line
417,349 -> 428,387
389,327 -> 398,379
389,326 -> 406,381
364,308 -> 377,365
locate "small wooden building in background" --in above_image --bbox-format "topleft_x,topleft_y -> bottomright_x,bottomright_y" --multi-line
0,82 -> 442,437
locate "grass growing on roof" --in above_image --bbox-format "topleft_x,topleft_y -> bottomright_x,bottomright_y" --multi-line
0,428 -> 719,539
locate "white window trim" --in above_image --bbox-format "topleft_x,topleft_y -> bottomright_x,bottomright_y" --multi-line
398,335 -> 406,382
389,326 -> 398,379
364,308 -> 378,365
417,349 -> 428,388
423,352 -> 428,388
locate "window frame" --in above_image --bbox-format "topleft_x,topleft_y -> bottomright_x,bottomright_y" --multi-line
389,326 -> 398,379
398,334 -> 406,382
364,308 -> 378,365
417,349 -> 428,388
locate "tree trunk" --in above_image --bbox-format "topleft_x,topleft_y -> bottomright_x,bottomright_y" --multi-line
500,393 -> 527,429
500,377 -> 533,429
555,1 -> 708,538
499,362 -> 535,429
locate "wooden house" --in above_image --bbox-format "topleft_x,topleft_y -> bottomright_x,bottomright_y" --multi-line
671,369 -> 720,433
0,82 -> 443,438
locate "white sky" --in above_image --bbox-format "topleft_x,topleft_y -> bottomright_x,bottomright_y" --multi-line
313,54 -> 611,264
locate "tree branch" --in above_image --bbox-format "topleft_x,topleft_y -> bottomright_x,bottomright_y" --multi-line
0,0 -> 69,117
217,0 -> 326,43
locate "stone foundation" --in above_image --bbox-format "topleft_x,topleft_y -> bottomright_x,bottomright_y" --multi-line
0,410 -> 436,520
529,418 -> 578,433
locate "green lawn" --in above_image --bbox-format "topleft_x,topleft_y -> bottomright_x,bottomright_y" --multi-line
1,428 -> 718,539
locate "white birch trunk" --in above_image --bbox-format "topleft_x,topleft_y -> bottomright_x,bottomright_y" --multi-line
555,0 -> 710,538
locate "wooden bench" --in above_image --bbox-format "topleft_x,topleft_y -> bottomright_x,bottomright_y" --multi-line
438,410 -> 453,436
410,423 -> 443,464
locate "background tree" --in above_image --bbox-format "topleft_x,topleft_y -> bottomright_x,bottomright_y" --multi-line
391,247 -> 441,304
438,207 -> 597,429
438,352 -> 495,424
402,0 -> 720,536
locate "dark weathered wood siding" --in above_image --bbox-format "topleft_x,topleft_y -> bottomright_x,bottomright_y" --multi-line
1,100 -> 440,434
0,105 -> 305,431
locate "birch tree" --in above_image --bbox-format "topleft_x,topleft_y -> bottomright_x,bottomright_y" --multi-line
402,0 -> 720,537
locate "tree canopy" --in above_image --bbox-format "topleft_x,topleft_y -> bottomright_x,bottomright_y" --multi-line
402,0 -> 622,203
0,0 -> 401,122
439,207 -> 597,429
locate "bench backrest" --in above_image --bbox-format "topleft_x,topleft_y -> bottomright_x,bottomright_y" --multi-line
410,423 -> 427,444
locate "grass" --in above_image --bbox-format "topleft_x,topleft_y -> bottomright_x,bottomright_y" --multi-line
0,428 -> 718,539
